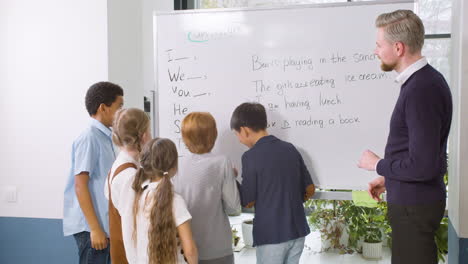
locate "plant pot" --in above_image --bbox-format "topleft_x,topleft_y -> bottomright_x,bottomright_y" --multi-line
242,219 -> 254,247
362,241 -> 383,260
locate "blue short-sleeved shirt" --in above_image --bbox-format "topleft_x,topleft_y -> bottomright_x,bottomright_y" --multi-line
239,135 -> 313,246
63,118 -> 116,237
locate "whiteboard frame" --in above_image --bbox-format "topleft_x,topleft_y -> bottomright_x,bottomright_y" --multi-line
151,0 -> 416,195
152,0 -> 415,137
156,0 -> 414,16
152,14 -> 160,137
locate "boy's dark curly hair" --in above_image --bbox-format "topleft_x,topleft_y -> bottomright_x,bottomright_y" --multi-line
85,82 -> 124,116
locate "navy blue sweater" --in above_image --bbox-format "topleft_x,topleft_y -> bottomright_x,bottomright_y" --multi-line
376,64 -> 452,205
239,135 -> 313,246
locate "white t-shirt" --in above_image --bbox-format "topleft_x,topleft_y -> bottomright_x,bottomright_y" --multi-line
105,151 -> 192,263
132,180 -> 192,264
105,150 -> 139,262
105,150 -> 137,210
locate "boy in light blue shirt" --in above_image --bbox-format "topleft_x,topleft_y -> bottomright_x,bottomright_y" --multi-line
63,82 -> 124,264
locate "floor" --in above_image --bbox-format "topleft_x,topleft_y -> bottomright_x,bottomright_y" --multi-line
229,214 -> 447,264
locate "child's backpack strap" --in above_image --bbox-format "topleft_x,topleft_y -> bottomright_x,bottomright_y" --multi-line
107,162 -> 137,264
110,163 -> 137,184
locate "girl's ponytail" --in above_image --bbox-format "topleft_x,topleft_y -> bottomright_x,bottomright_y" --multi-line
132,138 -> 179,264
131,167 -> 146,244
148,172 -> 177,264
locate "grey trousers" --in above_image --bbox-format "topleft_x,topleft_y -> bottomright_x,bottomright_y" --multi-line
199,254 -> 235,264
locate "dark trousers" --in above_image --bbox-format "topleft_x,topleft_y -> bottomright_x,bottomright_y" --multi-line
73,231 -> 110,264
388,200 -> 445,264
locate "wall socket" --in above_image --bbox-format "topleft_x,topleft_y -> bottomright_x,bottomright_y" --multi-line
6,186 -> 17,203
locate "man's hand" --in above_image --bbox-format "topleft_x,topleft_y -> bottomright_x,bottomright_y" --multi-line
90,228 -> 108,250
358,150 -> 381,171
368,176 -> 386,202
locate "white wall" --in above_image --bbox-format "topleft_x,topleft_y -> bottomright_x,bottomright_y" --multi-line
102,0 -> 174,109
107,0 -> 144,109
449,0 -> 468,238
143,0 -> 173,95
0,0 -> 173,219
0,0 -> 109,218
143,0 -> 174,135
147,0 -> 174,89
1,0 -> 466,231
107,0 -> 173,125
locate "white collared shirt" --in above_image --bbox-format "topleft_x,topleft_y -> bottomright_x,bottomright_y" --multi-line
395,57 -> 428,85
104,150 -> 139,262
106,151 -> 192,263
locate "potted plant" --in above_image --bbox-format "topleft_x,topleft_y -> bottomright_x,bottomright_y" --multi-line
344,201 -> 391,254
231,227 -> 240,248
362,223 -> 384,259
360,205 -> 389,260
242,219 -> 254,247
307,199 -> 350,253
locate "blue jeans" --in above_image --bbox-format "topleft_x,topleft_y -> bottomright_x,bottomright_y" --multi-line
73,231 -> 110,264
256,236 -> 305,264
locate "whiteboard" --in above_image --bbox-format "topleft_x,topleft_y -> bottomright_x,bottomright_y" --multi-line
154,0 -> 414,190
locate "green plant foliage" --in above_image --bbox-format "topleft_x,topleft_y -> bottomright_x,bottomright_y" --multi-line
435,217 -> 448,263
307,199 -> 390,253
342,201 -> 390,252
306,197 -> 448,261
231,227 -> 240,246
306,199 -> 350,253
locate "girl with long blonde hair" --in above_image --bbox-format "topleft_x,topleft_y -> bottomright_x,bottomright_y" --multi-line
131,138 -> 198,264
105,108 -> 151,263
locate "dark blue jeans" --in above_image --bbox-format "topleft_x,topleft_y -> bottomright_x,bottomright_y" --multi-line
73,231 -> 110,264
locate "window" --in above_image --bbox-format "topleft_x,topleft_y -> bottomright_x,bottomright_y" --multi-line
197,0 -> 452,81
418,0 -> 452,82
